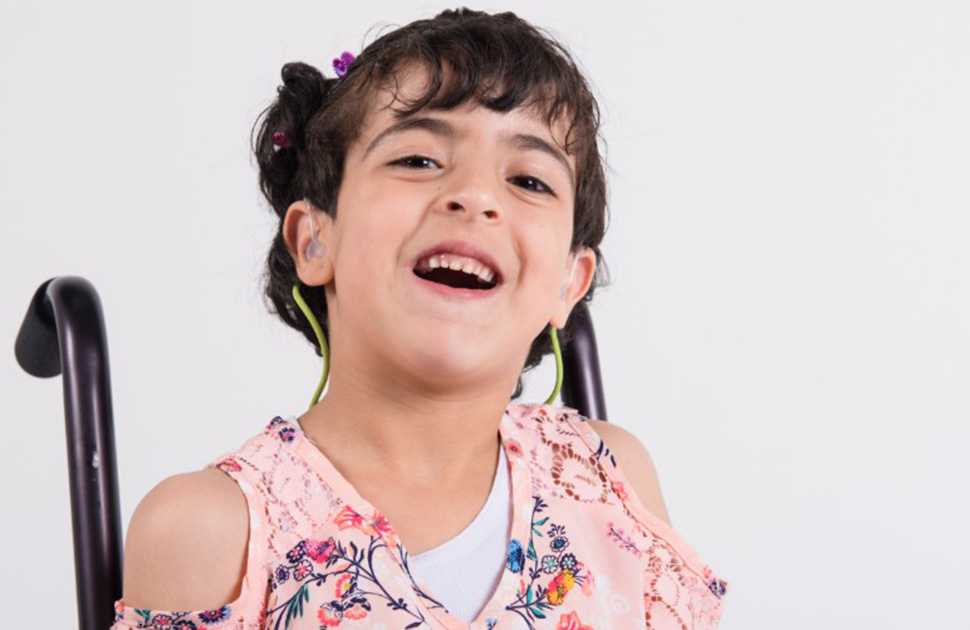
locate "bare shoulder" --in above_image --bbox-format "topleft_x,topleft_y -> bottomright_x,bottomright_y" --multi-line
121,468 -> 250,611
584,419 -> 672,527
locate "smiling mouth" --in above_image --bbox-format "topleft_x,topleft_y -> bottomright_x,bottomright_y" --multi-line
412,266 -> 499,290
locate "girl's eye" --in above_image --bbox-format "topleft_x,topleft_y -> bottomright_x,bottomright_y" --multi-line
511,175 -> 556,197
391,155 -> 439,169
390,156 -> 555,197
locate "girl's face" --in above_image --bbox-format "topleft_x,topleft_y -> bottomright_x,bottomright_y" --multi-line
295,67 -> 596,395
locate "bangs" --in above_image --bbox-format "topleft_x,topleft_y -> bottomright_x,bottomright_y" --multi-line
351,17 -> 598,156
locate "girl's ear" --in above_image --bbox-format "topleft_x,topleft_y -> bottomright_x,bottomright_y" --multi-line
283,200 -> 335,286
551,247 -> 597,329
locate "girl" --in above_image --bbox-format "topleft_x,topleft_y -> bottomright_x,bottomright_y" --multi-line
111,8 -> 728,629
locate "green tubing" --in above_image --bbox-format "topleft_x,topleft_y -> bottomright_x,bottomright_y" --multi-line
544,324 -> 563,405
292,281 -> 330,410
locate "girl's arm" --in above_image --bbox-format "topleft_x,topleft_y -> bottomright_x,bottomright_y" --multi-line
585,419 -> 672,527
119,469 -> 251,610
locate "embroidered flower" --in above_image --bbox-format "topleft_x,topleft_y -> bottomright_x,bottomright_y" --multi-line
505,440 -> 524,457
709,579 -> 728,598
318,602 -> 342,627
507,538 -> 525,573
275,565 -> 289,583
546,568 -> 576,605
293,560 -> 312,580
560,569 -> 576,590
305,537 -> 336,563
268,416 -> 287,428
550,536 -> 570,552
335,573 -> 356,598
215,458 -> 241,473
557,611 -> 593,630
541,554 -> 559,574
286,540 -> 307,563
559,553 -> 578,571
277,426 -> 296,442
342,595 -> 371,620
334,505 -> 377,536
199,606 -> 231,623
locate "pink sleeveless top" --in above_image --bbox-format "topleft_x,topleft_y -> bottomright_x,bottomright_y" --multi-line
111,403 -> 729,629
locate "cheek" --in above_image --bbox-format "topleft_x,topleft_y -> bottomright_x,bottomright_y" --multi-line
517,217 -> 572,277
331,203 -> 419,285
350,179 -> 426,231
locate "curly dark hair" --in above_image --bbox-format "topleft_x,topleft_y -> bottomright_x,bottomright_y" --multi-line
253,7 -> 611,399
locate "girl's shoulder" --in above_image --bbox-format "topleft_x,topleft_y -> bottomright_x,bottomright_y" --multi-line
576,415 -> 673,526
111,416 -> 303,629
112,466 -> 263,628
507,402 -> 727,597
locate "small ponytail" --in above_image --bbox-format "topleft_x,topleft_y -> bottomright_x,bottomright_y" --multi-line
252,62 -> 337,219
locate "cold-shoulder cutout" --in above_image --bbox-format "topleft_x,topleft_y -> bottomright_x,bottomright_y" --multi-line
583,417 -> 672,527
110,467 -> 268,628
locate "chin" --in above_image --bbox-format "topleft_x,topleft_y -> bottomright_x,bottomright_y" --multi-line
402,326 -> 497,380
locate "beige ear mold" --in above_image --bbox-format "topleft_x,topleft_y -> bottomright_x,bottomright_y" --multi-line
559,256 -> 578,299
306,210 -> 327,260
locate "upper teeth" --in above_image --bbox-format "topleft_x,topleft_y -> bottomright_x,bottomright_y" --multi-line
418,253 -> 496,284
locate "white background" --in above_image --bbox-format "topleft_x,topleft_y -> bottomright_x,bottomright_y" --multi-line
2,1 -> 968,627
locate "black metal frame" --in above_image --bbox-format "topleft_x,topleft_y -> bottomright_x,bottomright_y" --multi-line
15,275 -> 606,630
16,277 -> 122,630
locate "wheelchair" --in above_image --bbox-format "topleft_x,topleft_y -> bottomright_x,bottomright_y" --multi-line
15,275 -> 608,630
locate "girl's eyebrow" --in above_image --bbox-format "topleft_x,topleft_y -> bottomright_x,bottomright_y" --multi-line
362,115 -> 574,186
363,116 -> 455,158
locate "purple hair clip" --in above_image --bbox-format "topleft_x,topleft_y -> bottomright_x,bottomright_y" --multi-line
272,131 -> 292,149
332,51 -> 356,78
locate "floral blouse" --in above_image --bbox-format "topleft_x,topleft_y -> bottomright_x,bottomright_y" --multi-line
111,403 -> 729,629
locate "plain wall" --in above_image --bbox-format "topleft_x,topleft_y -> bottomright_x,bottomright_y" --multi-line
2,1 -> 967,627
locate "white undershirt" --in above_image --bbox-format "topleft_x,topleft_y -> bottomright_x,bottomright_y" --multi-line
407,444 -> 511,623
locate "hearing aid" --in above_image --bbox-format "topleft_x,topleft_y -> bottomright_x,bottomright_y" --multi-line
305,201 -> 328,261
559,256 -> 578,300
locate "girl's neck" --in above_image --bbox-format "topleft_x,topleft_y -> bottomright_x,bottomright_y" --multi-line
298,367 -> 515,487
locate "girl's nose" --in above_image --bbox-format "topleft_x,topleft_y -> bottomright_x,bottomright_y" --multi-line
440,167 -> 502,221
446,198 -> 500,220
